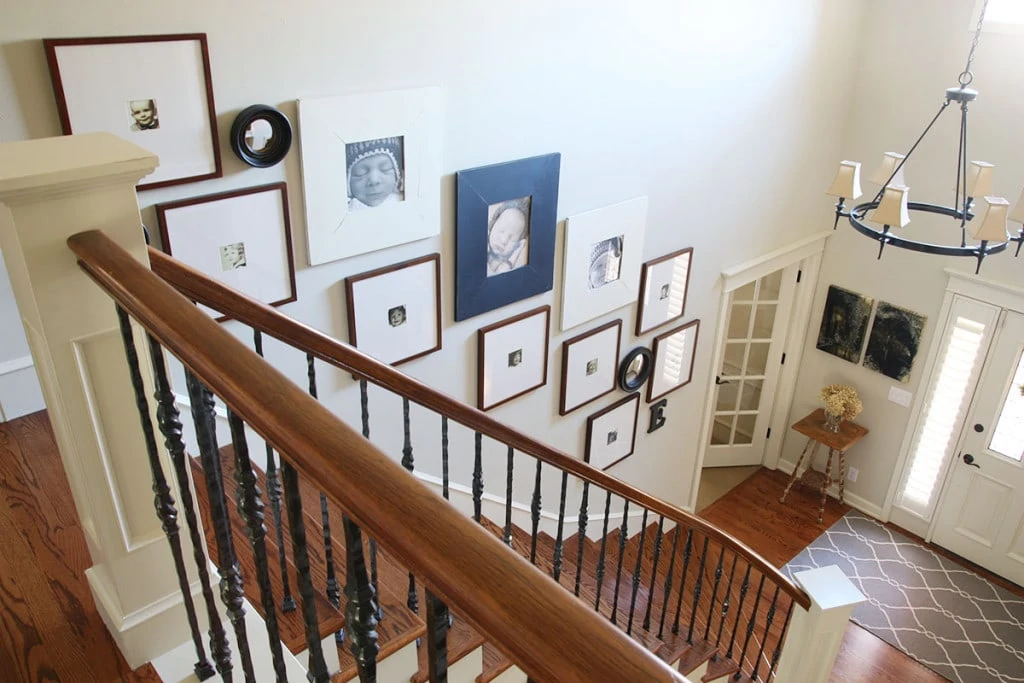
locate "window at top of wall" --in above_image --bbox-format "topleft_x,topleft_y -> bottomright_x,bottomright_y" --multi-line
977,0 -> 1024,32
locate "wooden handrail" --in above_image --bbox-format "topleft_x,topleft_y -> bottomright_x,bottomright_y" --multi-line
69,230 -> 685,682
147,246 -> 811,612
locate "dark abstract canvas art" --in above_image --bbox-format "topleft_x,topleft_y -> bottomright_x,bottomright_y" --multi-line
816,285 -> 874,363
863,301 -> 926,382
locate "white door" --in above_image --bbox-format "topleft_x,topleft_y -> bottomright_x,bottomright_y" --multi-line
705,264 -> 799,467
932,310 -> 1024,585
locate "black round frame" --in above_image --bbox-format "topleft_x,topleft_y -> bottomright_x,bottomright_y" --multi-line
617,346 -> 653,393
229,105 -> 293,168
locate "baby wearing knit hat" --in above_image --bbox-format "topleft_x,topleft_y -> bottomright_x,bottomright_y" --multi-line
345,137 -> 405,211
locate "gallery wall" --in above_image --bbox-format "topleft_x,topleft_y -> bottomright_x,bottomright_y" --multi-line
0,0 -> 863,511
780,0 -> 1024,518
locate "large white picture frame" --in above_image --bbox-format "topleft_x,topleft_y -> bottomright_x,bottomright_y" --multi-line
560,196 -> 648,332
298,87 -> 442,266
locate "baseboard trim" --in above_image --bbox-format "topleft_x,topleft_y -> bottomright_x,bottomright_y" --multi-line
0,354 -> 33,376
774,459 -> 885,521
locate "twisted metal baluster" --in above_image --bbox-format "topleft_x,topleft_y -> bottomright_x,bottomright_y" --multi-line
686,536 -> 711,644
594,491 -> 613,611
400,397 -> 419,615
227,408 -> 288,683
552,471 -> 569,583
254,330 -> 296,613
657,526 -> 681,639
425,590 -> 450,683
529,459 -> 542,564
626,508 -> 649,635
503,446 -> 514,546
117,311 -> 214,681
642,516 -> 666,631
306,355 -> 341,626
573,482 -> 590,597
726,564 -> 752,661
767,601 -> 796,683
358,379 -> 383,621
704,546 -> 726,642
734,574 -> 766,681
672,529 -> 694,635
184,371 -> 256,681
610,500 -> 630,626
714,555 -> 739,653
441,416 -> 450,501
751,586 -> 781,682
343,517 -> 380,681
472,432 -> 484,523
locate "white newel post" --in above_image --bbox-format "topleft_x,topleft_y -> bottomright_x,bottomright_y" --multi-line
0,133 -> 199,668
772,565 -> 865,682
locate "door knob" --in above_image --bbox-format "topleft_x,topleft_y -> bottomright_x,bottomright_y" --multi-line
715,375 -> 731,385
973,423 -> 985,433
962,453 -> 981,468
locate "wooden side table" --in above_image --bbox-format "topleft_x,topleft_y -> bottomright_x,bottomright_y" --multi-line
780,408 -> 869,522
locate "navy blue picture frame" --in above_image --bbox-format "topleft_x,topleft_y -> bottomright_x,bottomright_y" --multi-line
454,153 -> 561,321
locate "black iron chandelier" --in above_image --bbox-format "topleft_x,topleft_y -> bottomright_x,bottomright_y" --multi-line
826,0 -> 1023,274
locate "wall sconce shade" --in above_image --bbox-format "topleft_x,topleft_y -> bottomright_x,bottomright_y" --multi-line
826,161 -> 863,199
869,152 -> 907,187
871,185 -> 911,227
966,161 -> 995,198
970,196 -> 1010,241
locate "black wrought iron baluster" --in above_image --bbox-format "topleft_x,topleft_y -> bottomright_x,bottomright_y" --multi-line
594,491 -> 612,611
642,516 -> 665,631
358,379 -> 383,622
281,460 -> 331,682
726,564 -> 752,662
425,590 -> 450,683
306,355 -> 341,626
472,432 -> 483,523
767,601 -> 795,683
734,574 -> 766,681
503,446 -> 514,546
671,529 -> 694,635
610,500 -> 630,626
551,471 -> 569,583
714,555 -> 739,653
573,482 -> 590,597
751,586 -> 781,682
117,311 -> 214,681
703,546 -> 726,642
184,371 -> 256,681
686,536 -> 711,644
441,416 -> 449,501
227,408 -> 288,683
529,459 -> 542,564
254,330 -> 296,613
657,526 -> 681,639
400,397 -> 419,615
626,508 -> 649,635
343,517 -> 380,681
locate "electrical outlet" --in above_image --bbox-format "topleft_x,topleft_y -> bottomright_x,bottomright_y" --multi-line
888,386 -> 913,407
847,467 -> 859,483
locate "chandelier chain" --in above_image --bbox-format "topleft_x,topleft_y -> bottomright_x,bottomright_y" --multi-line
960,0 -> 989,86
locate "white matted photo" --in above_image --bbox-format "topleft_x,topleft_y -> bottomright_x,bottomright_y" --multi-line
44,34 -> 221,190
585,394 -> 641,470
560,319 -> 621,415
345,254 -> 442,366
648,319 -> 700,403
561,197 -> 648,331
298,87 -> 442,266
478,306 -> 551,411
637,247 -> 693,336
155,183 -> 296,321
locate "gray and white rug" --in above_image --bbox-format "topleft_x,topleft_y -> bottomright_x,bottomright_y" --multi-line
784,511 -> 1024,683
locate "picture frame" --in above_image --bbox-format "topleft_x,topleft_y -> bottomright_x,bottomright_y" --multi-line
816,284 -> 874,364
636,247 -> 693,336
863,301 -> 926,383
455,153 -> 561,321
618,346 -> 653,393
585,393 -> 641,471
155,183 -> 296,322
560,197 -> 648,332
345,254 -> 442,367
559,319 -> 622,416
230,104 -> 292,168
477,305 -> 551,411
44,33 -> 222,191
298,87 -> 442,266
648,319 -> 700,402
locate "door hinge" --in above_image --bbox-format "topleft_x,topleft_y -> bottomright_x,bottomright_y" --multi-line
781,352 -> 786,365
796,269 -> 803,284
766,427 -> 772,439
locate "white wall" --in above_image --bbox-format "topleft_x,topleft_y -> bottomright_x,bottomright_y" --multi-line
781,0 -> 1024,517
1,0 -> 863,511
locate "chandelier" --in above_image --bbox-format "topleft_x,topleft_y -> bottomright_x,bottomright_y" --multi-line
826,0 -> 1024,274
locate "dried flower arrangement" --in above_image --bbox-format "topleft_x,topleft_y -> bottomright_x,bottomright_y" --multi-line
820,383 -> 863,420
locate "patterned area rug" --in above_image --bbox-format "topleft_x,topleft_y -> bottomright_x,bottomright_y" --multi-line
784,511 -> 1024,683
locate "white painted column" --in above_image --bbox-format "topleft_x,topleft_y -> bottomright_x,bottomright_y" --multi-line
772,565 -> 865,682
0,133 -> 197,668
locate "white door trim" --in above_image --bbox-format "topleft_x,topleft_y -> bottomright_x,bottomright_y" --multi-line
688,230 -> 831,511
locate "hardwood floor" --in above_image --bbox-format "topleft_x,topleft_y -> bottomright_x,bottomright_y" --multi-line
0,411 -> 160,682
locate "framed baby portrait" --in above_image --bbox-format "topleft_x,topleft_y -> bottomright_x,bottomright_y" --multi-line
560,197 -> 648,332
559,319 -> 622,416
585,393 -> 641,471
44,33 -> 222,190
636,247 -> 693,336
345,254 -> 442,367
298,87 -> 442,266
455,153 -> 561,321
155,183 -> 296,321
477,305 -> 551,411
648,319 -> 700,403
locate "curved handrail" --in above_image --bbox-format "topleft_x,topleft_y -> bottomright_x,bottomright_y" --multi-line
147,246 -> 811,611
69,230 -> 685,682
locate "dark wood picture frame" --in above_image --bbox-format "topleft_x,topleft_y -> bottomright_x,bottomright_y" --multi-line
43,33 -> 222,191
477,305 -> 551,411
584,393 -> 641,471
455,153 -> 561,321
345,253 -> 443,367
559,319 -> 622,416
156,182 -> 296,323
636,247 -> 694,337
648,319 -> 700,403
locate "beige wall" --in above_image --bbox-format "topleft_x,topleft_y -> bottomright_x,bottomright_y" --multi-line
781,0 -> 1024,517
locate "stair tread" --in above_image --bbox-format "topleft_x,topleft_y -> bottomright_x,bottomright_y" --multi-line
703,654 -> 741,681
477,643 -> 516,683
411,611 -> 485,683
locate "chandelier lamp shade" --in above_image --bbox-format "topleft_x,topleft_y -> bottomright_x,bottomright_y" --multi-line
826,0 -> 1023,274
